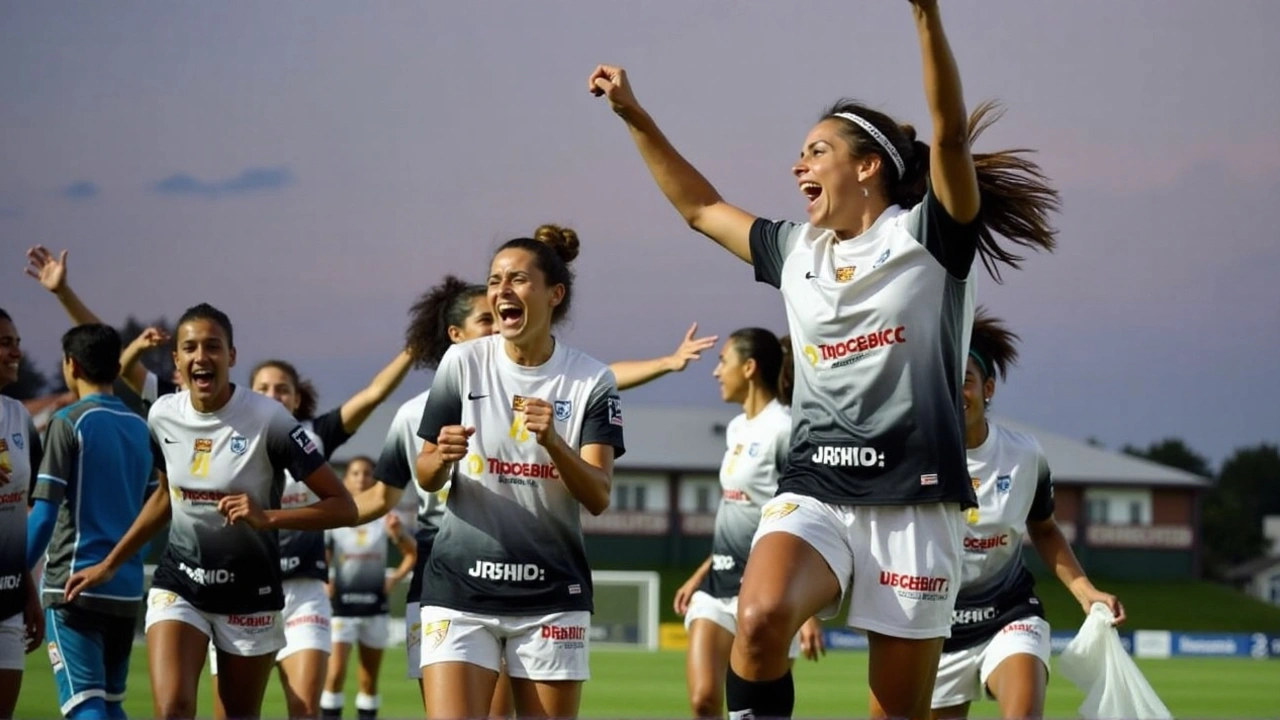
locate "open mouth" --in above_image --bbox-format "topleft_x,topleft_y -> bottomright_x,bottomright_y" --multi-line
800,181 -> 823,211
190,368 -> 215,391
496,302 -> 524,331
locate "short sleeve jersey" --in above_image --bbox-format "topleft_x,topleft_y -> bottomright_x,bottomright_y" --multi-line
278,407 -> 353,582
373,389 -> 441,601
0,396 -> 41,620
33,395 -> 155,617
749,187 -> 979,508
701,400 -> 792,598
148,387 -> 326,615
416,335 -> 625,615
946,422 -> 1055,652
326,519 -> 390,617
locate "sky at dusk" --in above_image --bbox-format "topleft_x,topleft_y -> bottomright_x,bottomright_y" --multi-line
3,1 -> 1278,469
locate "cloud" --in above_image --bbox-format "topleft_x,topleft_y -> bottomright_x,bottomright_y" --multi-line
152,167 -> 294,198
61,181 -> 100,200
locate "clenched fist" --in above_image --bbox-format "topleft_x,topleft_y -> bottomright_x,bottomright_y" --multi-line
436,425 -> 475,463
587,65 -> 642,118
520,398 -> 561,448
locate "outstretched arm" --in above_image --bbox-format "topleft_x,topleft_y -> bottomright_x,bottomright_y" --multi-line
25,246 -> 102,326
609,323 -> 718,391
589,65 -> 758,263
910,0 -> 980,224
339,350 -> 414,434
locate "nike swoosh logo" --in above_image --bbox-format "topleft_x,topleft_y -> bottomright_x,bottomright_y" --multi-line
163,438 -> 178,444
805,272 -> 817,280
467,391 -> 488,400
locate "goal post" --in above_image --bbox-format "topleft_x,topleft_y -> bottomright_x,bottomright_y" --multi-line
589,570 -> 661,652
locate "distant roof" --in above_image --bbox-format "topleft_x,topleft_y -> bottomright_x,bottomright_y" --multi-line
333,402 -> 1211,488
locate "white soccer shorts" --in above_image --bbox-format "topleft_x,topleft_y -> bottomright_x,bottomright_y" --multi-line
332,614 -> 390,650
419,604 -> 590,682
0,613 -> 23,670
932,616 -> 1052,708
206,577 -> 330,674
144,588 -> 284,659
753,492 -> 965,640
683,591 -> 801,659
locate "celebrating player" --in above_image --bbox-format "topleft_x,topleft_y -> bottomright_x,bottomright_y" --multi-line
590,1 -> 1059,716
320,457 -> 417,720
0,309 -> 44,720
65,303 -> 358,720
931,309 -> 1123,720
673,328 -> 825,719
208,351 -> 412,720
413,225 -> 625,720
27,324 -> 155,720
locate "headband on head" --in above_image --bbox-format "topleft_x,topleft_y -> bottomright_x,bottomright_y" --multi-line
968,348 -> 991,379
833,112 -> 906,179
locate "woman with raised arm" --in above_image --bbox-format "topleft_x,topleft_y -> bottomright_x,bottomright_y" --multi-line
65,304 -> 357,720
589,2 -> 1058,717
931,309 -> 1122,720
412,225 -> 624,720
208,350 -> 412,720
673,328 -> 826,719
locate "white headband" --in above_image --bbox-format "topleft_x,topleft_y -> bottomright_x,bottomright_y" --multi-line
833,112 -> 905,178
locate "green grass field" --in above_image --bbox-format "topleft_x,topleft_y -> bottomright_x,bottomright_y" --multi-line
14,646 -> 1280,719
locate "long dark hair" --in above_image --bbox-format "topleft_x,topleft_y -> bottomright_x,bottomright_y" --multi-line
405,275 -> 487,371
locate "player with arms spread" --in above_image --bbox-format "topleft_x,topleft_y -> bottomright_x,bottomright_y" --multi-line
931,310 -> 1122,720
589,2 -> 1058,716
66,303 -> 358,720
413,226 -> 625,720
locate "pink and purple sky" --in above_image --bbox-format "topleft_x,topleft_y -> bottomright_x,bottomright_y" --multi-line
4,1 -> 1278,467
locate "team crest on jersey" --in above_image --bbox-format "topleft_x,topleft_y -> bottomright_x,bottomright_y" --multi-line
554,400 -> 572,421
194,438 -> 213,453
230,435 -> 248,455
0,439 -> 7,454
356,527 -> 368,546
607,396 -> 623,426
9,433 -> 22,451
971,477 -> 981,490
747,442 -> 761,457
150,590 -> 179,609
290,427 -> 317,454
511,395 -> 528,412
47,642 -> 64,672
872,248 -> 891,269
996,475 -> 1012,494
422,620 -> 451,652
835,265 -> 856,282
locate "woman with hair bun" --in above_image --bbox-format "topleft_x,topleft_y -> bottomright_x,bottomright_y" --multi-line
411,224 -> 626,720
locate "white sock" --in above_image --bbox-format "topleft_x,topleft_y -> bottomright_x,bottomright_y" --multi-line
320,691 -> 344,711
355,693 -> 379,711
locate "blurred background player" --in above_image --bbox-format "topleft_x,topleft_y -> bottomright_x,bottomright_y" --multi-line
930,309 -> 1123,720
413,226 -> 624,719
320,457 -> 416,720
64,304 -> 357,720
673,328 -> 825,719
0,308 -> 45,720
27,324 -> 155,720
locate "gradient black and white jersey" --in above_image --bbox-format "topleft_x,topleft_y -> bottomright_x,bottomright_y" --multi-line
373,389 -> 443,602
750,186 -> 979,508
945,422 -> 1055,652
148,387 -> 326,615
278,408 -> 352,582
0,397 -> 41,620
701,400 -> 791,598
416,335 -> 625,615
327,520 -> 389,617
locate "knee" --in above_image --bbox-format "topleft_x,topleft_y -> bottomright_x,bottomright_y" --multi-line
155,696 -> 197,719
287,694 -> 322,719
689,687 -> 723,719
736,597 -> 797,658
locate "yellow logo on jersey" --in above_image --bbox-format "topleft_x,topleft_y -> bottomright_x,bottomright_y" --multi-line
726,444 -> 743,475
150,591 -> 178,609
802,345 -> 819,367
466,454 -> 484,476
356,527 -> 368,547
966,477 -> 981,524
190,438 -> 214,478
0,438 -> 9,474
421,620 -> 450,652
761,501 -> 799,522
835,266 -> 856,282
